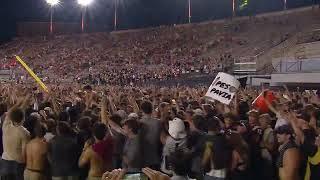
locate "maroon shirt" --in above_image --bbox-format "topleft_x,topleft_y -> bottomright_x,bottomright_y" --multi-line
92,135 -> 113,165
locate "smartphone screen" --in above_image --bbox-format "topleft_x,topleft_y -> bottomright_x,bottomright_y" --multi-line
122,173 -> 148,180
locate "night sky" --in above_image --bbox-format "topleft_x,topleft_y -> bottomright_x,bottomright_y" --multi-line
0,0 -> 316,43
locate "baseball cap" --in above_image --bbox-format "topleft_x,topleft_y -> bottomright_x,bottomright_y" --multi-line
275,125 -> 293,135
168,118 -> 187,139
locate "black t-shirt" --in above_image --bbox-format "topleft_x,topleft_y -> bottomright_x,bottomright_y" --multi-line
204,133 -> 230,170
246,130 -> 264,179
111,130 -> 125,156
77,129 -> 92,149
301,130 -> 317,157
48,135 -> 81,176
187,131 -> 206,156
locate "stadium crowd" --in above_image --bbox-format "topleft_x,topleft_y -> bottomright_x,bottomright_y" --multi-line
1,8 -> 312,85
0,84 -> 319,180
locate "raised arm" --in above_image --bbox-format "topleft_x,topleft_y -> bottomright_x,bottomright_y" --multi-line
50,93 -> 61,119
20,95 -> 32,163
283,85 -> 292,101
310,91 -> 320,106
285,112 -> 305,145
3,93 -> 30,128
101,96 -> 125,135
107,95 -> 117,114
20,94 -> 31,111
128,96 -> 139,114
232,92 -> 239,116
101,97 -> 110,125
85,92 -> 94,111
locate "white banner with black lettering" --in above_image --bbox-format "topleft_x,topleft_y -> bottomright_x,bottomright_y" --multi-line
205,72 -> 240,105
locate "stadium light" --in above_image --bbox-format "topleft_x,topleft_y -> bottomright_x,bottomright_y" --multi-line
232,0 -> 235,17
45,0 -> 59,35
46,0 -> 59,6
78,0 -> 93,6
114,0 -> 117,31
77,0 -> 94,33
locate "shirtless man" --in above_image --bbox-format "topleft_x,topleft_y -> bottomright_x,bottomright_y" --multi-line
24,124 -> 49,180
275,125 -> 300,180
79,123 -> 113,180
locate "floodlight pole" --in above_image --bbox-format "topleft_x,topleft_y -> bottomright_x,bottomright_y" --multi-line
50,6 -> 53,34
81,7 -> 86,33
114,0 -> 117,31
232,0 -> 235,17
284,0 -> 287,10
188,0 -> 191,23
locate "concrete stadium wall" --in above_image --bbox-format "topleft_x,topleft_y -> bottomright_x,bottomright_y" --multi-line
271,72 -> 320,83
16,22 -> 108,37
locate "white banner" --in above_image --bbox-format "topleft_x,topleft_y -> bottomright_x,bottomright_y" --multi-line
205,72 -> 240,105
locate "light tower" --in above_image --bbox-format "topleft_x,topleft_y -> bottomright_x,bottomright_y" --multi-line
78,0 -> 94,33
45,0 -> 60,35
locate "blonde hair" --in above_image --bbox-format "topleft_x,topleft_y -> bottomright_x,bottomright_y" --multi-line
259,113 -> 272,124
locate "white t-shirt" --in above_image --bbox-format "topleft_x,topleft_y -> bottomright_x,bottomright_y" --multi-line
275,113 -> 288,129
2,116 -> 30,163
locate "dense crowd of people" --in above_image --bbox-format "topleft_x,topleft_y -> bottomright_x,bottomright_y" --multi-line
1,8 -> 316,85
0,84 -> 319,180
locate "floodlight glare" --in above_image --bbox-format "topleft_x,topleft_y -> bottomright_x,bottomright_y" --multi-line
46,0 -> 59,6
78,0 -> 93,6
